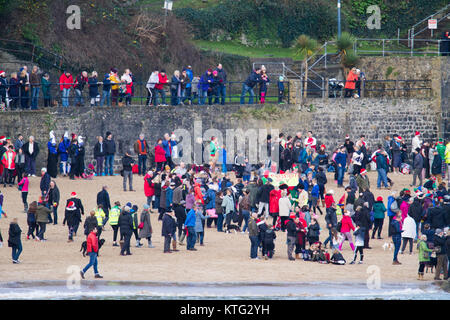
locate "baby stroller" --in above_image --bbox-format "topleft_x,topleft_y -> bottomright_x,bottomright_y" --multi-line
82,163 -> 95,180
328,78 -> 344,98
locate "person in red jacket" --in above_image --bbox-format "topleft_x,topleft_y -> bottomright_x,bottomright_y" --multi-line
80,228 -> 103,279
339,210 -> 355,251
344,67 -> 358,98
59,71 -> 73,107
144,171 -> 155,208
1,146 -> 16,187
324,190 -> 335,209
269,188 -> 281,227
154,69 -> 168,106
154,139 -> 166,172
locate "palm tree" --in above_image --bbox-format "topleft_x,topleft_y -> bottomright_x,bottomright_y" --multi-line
295,35 -> 318,99
336,32 -> 357,75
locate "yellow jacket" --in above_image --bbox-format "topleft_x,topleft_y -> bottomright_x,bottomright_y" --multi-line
110,74 -> 120,90
95,208 -> 106,226
445,142 -> 450,164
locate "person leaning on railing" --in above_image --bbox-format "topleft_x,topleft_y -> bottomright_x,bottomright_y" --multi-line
344,67 -> 358,98
59,71 -> 73,108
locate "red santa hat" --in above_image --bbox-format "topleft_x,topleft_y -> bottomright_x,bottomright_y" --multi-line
360,168 -> 367,175
290,213 -> 297,219
71,191 -> 77,197
415,131 -> 420,136
320,144 -> 326,149
345,135 -> 350,139
0,71 -> 5,75
0,136 -> 5,142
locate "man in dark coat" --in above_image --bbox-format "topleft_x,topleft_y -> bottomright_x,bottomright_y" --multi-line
324,204 -> 337,248
39,168 -> 51,197
118,206 -> 133,255
22,136 -> 39,176
162,211 -> 177,253
97,186 -> 111,224
65,192 -> 84,235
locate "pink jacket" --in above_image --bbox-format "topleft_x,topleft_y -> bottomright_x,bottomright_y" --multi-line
18,177 -> 29,192
400,201 -> 410,223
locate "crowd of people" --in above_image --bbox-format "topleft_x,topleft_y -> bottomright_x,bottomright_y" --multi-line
0,64 -> 288,110
0,128 -> 449,282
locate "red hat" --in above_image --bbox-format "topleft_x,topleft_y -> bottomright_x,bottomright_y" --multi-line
397,136 -> 403,140
0,70 -> 5,75
71,191 -> 77,197
345,135 -> 350,139
67,201 -> 75,207
290,213 -> 297,219
360,168 -> 367,174
207,68 -> 213,73
320,144 -> 326,149
0,136 -> 5,141
415,131 -> 420,136
376,196 -> 383,202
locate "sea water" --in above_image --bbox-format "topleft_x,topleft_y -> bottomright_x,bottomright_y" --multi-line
0,281 -> 448,300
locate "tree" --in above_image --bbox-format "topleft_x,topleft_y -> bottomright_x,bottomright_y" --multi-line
295,34 -> 318,99
336,31 -> 357,75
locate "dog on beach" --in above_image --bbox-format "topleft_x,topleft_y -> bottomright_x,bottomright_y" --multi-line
225,224 -> 241,234
80,239 -> 105,257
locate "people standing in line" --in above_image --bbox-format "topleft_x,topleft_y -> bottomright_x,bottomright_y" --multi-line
134,133 -> 149,176
23,136 -> 39,177
80,228 -> 103,279
8,218 -> 22,264
122,149 -> 135,192
94,136 -> 106,176
104,131 -> 116,176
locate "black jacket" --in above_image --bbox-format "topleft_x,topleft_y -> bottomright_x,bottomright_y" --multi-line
66,197 -> 84,216
84,216 -> 98,236
431,155 -> 442,175
23,141 -> 39,159
286,219 -> 298,237
65,207 -> 80,227
263,228 -> 276,244
257,184 -> 274,203
40,173 -> 51,194
434,235 -> 448,256
8,223 -> 22,247
244,71 -> 261,88
356,207 -> 372,229
122,155 -> 135,171
104,139 -> 116,155
161,213 -> 176,237
307,223 -> 320,238
315,171 -> 327,186
325,207 -> 337,228
96,189 -> 111,213
429,206 -> 446,229
408,199 -> 423,223
119,212 -> 133,235
93,141 -> 106,158
48,186 -> 60,205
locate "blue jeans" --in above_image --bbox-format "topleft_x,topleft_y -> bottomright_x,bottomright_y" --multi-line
377,168 -> 389,188
337,166 -> 345,186
31,87 -> 40,109
393,235 -> 402,261
187,226 -> 196,249
323,227 -> 333,247
62,88 -> 70,107
74,89 -> 84,105
138,155 -> 147,175
217,214 -> 224,232
199,90 -> 207,105
197,231 -> 204,245
100,90 -> 110,106
250,235 -> 259,258
82,252 -> 99,274
242,210 -> 250,232
216,84 -> 226,105
154,89 -> 166,105
105,155 -> 114,175
12,243 -> 22,261
240,84 -> 255,104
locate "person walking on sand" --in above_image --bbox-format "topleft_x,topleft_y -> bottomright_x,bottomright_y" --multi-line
35,198 -> 51,241
391,212 -> 404,265
80,228 -> 103,279
139,204 -> 154,248
18,174 -> 29,213
8,218 -> 22,264
119,205 -> 133,256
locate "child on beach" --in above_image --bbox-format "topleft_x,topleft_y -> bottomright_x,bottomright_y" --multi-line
331,228 -> 343,251
417,234 -> 433,280
264,223 -> 276,259
350,225 -> 364,264
330,249 -> 346,265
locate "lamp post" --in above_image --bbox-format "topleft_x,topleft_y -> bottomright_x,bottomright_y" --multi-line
337,0 -> 341,39
163,0 -> 173,28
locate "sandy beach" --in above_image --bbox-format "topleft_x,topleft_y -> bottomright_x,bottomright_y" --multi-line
0,172 -> 437,284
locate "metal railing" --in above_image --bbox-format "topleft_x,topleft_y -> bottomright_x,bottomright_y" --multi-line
408,3 -> 450,48
0,80 -> 291,109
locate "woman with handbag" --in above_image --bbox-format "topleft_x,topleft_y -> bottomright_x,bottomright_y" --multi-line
138,204 -> 154,248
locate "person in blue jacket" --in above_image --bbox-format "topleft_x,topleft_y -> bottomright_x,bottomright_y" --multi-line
162,133 -> 177,169
100,73 -> 111,107
221,145 -> 227,173
391,212 -> 404,265
185,206 -> 197,251
198,69 -> 213,105
240,68 -> 262,104
88,71 -> 99,107
183,65 -> 194,105
58,132 -> 71,176
335,147 -> 347,188
166,182 -> 174,213
204,186 -> 217,228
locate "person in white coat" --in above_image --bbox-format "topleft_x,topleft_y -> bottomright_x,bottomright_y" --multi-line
146,70 -> 159,106
278,190 -> 291,232
400,214 -> 417,254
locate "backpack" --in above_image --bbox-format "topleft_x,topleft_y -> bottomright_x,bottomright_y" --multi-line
390,199 -> 399,213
